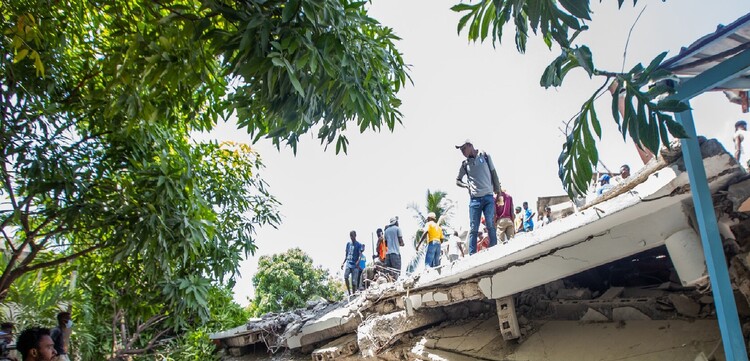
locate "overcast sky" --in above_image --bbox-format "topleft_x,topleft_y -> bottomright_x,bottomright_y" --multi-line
197,0 -> 750,306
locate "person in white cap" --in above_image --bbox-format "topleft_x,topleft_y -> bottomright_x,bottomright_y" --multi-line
383,217 -> 404,278
416,212 -> 444,268
455,139 -> 501,255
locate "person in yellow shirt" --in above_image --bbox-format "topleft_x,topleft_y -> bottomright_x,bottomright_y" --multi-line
417,212 -> 444,268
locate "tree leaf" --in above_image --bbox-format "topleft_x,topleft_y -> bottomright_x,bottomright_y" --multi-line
282,0 -> 301,23
14,48 -> 29,63
558,0 -> 591,20
653,99 -> 690,113
573,46 -> 594,77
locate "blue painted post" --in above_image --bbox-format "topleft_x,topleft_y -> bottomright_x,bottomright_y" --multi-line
675,104 -> 748,361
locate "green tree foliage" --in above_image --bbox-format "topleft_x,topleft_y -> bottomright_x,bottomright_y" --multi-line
452,0 -> 690,197
2,0 -> 406,358
249,248 -> 343,316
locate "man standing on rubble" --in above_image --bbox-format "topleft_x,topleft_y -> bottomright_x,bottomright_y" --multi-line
383,217 -> 404,279
341,231 -> 362,296
734,120 -> 748,170
494,189 -> 515,242
521,201 -> 534,232
416,212 -> 444,268
456,139 -> 501,255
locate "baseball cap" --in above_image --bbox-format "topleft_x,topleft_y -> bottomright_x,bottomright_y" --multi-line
427,212 -> 436,219
455,139 -> 472,149
599,174 -> 611,182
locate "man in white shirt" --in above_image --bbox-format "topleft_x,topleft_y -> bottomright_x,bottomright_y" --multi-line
734,120 -> 748,170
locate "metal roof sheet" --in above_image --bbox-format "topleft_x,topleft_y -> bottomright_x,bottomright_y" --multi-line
661,12 -> 750,89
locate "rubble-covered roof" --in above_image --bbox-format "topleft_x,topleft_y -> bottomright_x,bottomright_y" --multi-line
213,138 -> 748,360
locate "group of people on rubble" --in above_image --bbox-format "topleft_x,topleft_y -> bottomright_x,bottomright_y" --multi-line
340,217 -> 406,296
340,139 -> 575,296
0,311 -> 73,361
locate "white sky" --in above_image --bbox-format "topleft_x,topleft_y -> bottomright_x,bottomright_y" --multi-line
197,0 -> 750,306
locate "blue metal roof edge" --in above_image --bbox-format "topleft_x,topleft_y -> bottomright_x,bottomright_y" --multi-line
660,11 -> 750,70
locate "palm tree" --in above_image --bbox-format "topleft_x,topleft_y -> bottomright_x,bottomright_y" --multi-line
405,189 -> 455,273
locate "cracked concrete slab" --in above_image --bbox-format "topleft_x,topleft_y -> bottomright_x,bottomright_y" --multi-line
357,309 -> 448,357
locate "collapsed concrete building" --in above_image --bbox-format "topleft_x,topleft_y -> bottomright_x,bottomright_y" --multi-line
210,138 -> 750,360
210,13 -> 750,360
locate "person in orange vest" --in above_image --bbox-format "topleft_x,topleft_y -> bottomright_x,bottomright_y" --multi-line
375,228 -> 387,262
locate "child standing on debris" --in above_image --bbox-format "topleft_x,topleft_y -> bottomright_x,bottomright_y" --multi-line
341,231 -> 362,296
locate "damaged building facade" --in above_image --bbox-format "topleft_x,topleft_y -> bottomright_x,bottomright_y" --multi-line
212,13 -> 750,361
211,138 -> 750,361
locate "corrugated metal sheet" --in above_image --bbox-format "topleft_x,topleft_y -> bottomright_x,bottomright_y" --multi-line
661,12 -> 750,89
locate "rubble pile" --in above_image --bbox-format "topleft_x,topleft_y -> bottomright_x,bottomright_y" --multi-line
211,139 -> 750,360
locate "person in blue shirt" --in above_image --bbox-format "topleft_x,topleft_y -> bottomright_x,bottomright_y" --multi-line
358,244 -> 366,271
522,201 -> 535,232
341,231 -> 362,296
597,174 -> 614,196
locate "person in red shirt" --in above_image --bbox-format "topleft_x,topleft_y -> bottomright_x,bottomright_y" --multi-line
494,189 -> 515,243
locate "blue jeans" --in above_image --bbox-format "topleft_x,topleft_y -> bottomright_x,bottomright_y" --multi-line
424,242 -> 442,268
469,194 -> 497,255
344,266 -> 360,294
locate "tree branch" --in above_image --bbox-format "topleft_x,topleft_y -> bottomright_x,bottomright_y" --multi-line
17,243 -> 105,274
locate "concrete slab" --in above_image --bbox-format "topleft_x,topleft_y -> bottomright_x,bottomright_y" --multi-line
613,307 -> 651,321
668,294 -> 701,317
508,320 -> 723,361
580,308 -> 609,322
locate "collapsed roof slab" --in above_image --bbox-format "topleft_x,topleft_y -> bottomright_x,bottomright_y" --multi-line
223,139 -> 742,355
411,143 -> 741,298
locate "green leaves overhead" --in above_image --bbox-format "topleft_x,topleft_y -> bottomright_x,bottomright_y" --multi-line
558,0 -> 591,20
216,0 -> 409,153
454,0 -> 691,198
558,52 -> 690,197
1,0 -> 404,347
453,0 -> 585,52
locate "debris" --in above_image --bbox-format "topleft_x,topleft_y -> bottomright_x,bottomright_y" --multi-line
557,288 -> 592,300
357,309 -> 447,357
668,294 -> 701,317
597,287 -> 624,300
310,334 -> 358,360
612,307 -> 651,321
544,280 -> 565,299
580,308 -> 609,322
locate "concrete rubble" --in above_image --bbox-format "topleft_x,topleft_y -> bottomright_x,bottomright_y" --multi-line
212,139 -> 750,360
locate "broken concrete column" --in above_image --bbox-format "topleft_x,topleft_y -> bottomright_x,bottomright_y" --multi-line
665,228 -> 707,287
496,296 -> 521,340
357,309 -> 447,358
